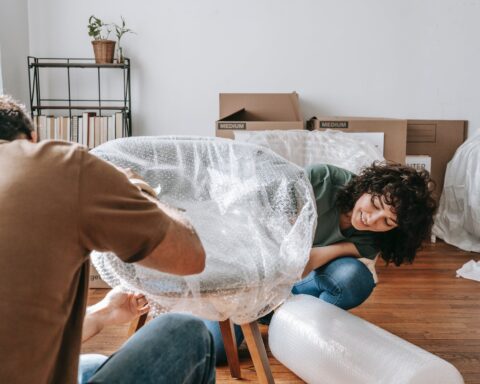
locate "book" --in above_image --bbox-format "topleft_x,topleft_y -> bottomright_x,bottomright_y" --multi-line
37,115 -> 47,141
82,112 -> 96,149
100,116 -> 108,145
47,116 -> 55,140
115,112 -> 123,139
54,117 -> 60,140
71,115 -> 79,143
32,116 -> 39,139
78,117 -> 83,145
108,115 -> 115,141
88,116 -> 96,149
64,116 -> 71,142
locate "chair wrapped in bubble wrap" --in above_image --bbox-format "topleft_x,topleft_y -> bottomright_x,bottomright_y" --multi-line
89,133 -> 385,383
90,136 -> 317,325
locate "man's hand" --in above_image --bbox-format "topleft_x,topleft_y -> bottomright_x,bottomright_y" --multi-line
115,166 -> 159,199
82,287 -> 150,342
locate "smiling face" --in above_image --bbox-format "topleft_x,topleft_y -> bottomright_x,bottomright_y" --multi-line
350,193 -> 398,232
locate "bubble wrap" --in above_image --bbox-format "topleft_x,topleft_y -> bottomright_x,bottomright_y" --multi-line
269,295 -> 464,384
234,129 -> 384,173
90,136 -> 317,324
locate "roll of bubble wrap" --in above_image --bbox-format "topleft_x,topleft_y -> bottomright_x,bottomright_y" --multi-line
268,295 -> 463,384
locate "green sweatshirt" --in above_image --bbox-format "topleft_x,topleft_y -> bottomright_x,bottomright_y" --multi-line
305,163 -> 379,260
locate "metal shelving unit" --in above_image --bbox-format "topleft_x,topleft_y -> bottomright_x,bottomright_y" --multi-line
27,56 -> 132,137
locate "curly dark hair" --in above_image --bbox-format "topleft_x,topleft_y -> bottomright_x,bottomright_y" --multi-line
336,161 -> 437,266
0,95 -> 34,141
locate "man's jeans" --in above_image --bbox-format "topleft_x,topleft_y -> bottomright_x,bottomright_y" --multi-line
204,256 -> 376,364
79,313 -> 216,384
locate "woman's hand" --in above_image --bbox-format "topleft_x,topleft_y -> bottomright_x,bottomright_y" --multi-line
82,287 -> 150,342
99,287 -> 150,327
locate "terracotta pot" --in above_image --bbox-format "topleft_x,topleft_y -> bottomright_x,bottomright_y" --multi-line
91,40 -> 116,64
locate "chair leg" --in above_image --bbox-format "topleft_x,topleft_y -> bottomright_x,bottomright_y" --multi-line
241,321 -> 275,384
219,319 -> 242,378
127,311 -> 149,337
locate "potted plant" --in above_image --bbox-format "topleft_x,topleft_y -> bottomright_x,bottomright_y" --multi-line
88,15 -> 116,64
113,16 -> 135,64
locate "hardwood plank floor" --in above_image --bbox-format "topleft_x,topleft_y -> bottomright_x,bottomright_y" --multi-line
82,241 -> 480,383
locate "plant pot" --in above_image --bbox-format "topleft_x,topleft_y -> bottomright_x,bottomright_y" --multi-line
91,40 -> 116,64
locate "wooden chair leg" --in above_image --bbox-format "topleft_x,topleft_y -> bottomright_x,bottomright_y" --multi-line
127,311 -> 149,337
219,319 -> 242,379
241,321 -> 275,384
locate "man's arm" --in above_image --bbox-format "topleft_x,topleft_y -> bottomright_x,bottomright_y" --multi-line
118,168 -> 206,275
82,287 -> 150,343
301,242 -> 360,278
84,162 -> 206,276
137,201 -> 206,276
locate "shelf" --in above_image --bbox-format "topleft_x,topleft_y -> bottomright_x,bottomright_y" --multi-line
28,57 -> 130,69
32,106 -> 128,111
28,56 -> 132,137
41,98 -> 126,102
30,62 -> 128,69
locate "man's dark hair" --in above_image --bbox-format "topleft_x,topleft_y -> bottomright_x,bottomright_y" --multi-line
0,95 -> 34,141
336,161 -> 437,266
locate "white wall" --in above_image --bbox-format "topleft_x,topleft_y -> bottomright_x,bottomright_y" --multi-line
27,0 -> 480,137
0,0 -> 30,104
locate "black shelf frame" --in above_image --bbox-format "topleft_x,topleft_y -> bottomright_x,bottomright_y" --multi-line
27,56 -> 132,137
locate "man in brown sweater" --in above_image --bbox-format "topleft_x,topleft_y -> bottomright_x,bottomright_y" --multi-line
0,95 -> 215,383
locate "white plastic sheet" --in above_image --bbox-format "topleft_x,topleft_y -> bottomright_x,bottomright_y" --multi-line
456,260 -> 480,282
269,295 -> 464,384
433,134 -> 480,252
90,136 -> 317,324
234,129 -> 384,174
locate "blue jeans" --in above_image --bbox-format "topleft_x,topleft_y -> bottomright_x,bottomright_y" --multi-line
204,256 -> 375,365
79,313 -> 215,384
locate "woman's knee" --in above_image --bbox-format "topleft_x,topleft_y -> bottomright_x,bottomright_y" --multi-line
317,257 -> 375,310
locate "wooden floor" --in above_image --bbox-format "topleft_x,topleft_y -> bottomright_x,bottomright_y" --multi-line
82,241 -> 480,383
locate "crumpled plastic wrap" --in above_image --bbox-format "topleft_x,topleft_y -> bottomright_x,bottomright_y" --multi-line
90,136 -> 317,324
269,295 -> 464,384
234,129 -> 384,174
433,134 -> 480,252
456,260 -> 480,282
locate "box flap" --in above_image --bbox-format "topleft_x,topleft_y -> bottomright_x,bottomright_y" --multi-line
308,115 -> 407,164
219,92 -> 301,122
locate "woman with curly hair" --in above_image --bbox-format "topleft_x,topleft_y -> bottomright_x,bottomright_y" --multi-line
205,161 -> 437,364
297,162 -> 437,309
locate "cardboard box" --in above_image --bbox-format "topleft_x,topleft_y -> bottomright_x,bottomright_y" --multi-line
308,116 -> 408,164
89,263 -> 110,289
406,155 -> 432,173
406,119 -> 467,200
216,92 -> 303,139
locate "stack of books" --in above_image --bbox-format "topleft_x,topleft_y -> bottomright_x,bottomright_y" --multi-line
33,112 -> 125,148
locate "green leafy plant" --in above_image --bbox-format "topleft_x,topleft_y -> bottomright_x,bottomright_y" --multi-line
87,15 -> 112,40
113,16 -> 135,63
87,15 -> 135,63
114,16 -> 135,47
